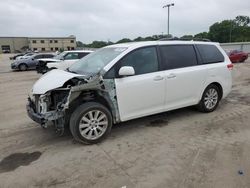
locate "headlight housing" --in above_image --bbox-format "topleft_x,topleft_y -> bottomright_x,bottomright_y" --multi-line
38,94 -> 50,114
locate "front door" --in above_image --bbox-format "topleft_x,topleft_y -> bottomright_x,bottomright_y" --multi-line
114,47 -> 166,121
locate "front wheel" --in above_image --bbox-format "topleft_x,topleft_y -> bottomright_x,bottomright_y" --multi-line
197,84 -> 221,113
70,102 -> 112,144
239,58 -> 245,63
19,64 -> 28,71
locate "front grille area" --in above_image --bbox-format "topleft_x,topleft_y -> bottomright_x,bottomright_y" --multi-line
31,90 -> 69,114
50,90 -> 69,110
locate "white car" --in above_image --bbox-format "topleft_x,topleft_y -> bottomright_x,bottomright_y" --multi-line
36,50 -> 93,73
27,41 -> 233,144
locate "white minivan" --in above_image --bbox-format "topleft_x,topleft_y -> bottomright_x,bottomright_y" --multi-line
27,41 -> 233,144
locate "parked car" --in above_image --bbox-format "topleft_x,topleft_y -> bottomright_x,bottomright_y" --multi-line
11,53 -> 55,71
27,41 -> 233,144
36,50 -> 93,74
2,49 -> 10,53
9,53 -> 25,60
226,50 -> 248,63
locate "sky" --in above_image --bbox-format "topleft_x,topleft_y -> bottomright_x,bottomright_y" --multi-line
0,0 -> 249,43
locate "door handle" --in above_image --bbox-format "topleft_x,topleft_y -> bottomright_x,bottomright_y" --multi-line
167,73 -> 176,79
154,76 -> 164,81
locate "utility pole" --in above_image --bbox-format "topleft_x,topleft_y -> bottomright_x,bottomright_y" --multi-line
163,3 -> 175,36
229,20 -> 233,43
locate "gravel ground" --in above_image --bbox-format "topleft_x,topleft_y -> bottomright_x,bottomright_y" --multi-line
0,53 -> 250,188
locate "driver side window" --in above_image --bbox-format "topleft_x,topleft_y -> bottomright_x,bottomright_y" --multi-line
120,47 -> 158,75
34,55 -> 44,59
105,46 -> 159,78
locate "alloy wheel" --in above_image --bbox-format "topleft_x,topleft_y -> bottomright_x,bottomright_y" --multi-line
78,110 -> 108,140
204,88 -> 218,110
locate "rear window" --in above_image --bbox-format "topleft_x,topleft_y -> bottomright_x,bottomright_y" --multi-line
159,45 -> 198,70
196,44 -> 224,64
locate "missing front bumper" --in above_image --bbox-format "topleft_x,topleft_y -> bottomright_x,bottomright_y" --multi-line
26,99 -> 65,126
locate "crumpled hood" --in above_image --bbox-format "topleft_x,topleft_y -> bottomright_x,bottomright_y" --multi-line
32,69 -> 81,94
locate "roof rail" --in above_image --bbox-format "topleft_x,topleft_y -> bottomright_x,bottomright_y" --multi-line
158,37 -> 179,41
158,37 -> 211,42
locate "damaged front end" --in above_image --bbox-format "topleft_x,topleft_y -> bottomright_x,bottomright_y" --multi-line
27,70 -> 120,135
27,88 -> 70,134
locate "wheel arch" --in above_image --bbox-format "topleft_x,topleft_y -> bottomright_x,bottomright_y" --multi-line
68,90 -> 117,123
202,82 -> 223,100
18,63 -> 28,70
18,63 -> 28,68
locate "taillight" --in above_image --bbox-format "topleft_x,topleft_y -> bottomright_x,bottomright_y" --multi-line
227,63 -> 234,70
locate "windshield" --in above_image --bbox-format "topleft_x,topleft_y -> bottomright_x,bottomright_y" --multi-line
53,52 -> 67,60
68,47 -> 127,75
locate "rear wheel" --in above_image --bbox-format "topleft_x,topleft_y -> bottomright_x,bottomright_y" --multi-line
239,58 -> 246,63
70,102 -> 112,144
197,84 -> 221,112
19,64 -> 28,71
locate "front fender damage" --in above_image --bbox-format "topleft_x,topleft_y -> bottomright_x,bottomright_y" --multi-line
44,74 -> 120,134
65,76 -> 120,122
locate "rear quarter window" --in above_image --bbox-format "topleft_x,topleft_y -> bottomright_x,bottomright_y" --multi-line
44,54 -> 54,58
196,44 -> 224,64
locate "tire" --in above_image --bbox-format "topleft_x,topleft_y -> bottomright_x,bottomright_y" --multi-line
43,66 -> 49,73
70,102 -> 112,144
19,64 -> 28,71
197,84 -> 221,113
239,58 -> 245,63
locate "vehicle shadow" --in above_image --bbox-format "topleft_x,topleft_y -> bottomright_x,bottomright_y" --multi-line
10,106 -> 199,148
109,106 -> 198,137
55,106 -> 199,145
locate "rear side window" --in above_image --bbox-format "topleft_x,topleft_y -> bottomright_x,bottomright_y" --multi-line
78,52 -> 89,59
34,54 -> 44,59
44,54 -> 54,58
196,44 -> 224,64
159,45 -> 198,70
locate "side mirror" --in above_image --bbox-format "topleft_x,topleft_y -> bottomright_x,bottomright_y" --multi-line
119,66 -> 135,77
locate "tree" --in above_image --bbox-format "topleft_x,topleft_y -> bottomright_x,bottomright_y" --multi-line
76,15 -> 250,49
76,41 -> 85,47
235,15 -> 250,27
180,35 -> 193,40
194,15 -> 250,43
208,20 -> 233,42
116,38 -> 132,43
133,37 -> 144,41
194,32 -> 209,39
86,41 -> 108,48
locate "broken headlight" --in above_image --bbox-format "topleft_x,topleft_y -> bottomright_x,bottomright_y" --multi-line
38,94 -> 50,114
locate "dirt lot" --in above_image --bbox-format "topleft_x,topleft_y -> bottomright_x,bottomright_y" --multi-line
0,53 -> 250,188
